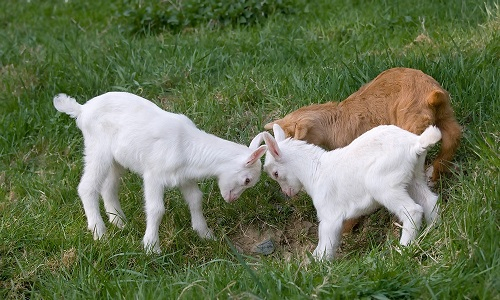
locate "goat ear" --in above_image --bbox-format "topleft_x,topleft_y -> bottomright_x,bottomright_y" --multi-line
249,132 -> 264,150
272,124 -> 286,142
245,145 -> 267,166
263,132 -> 281,159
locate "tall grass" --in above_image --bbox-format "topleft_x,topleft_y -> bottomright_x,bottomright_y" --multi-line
1,0 -> 498,299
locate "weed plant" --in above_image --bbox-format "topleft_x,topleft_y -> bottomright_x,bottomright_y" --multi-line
122,0 -> 301,35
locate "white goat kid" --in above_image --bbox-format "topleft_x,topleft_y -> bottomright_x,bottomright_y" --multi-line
261,124 -> 441,260
54,92 -> 267,253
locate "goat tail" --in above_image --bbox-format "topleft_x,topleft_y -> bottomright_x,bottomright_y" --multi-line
426,89 -> 449,107
416,125 -> 442,155
53,94 -> 82,118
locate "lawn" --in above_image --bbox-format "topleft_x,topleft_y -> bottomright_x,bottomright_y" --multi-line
0,0 -> 498,299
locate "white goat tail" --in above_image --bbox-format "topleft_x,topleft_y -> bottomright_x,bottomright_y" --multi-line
416,125 -> 442,154
53,93 -> 82,118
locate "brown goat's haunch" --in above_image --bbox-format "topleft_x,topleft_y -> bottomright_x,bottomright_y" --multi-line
265,67 -> 461,182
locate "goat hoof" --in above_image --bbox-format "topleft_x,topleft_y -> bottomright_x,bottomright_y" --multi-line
90,224 -> 106,240
312,248 -> 334,261
110,216 -> 126,229
196,228 -> 215,240
145,245 -> 161,254
143,240 -> 161,254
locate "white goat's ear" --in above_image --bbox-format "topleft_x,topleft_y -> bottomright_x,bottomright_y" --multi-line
263,132 -> 281,159
249,132 -> 264,150
273,124 -> 286,142
245,145 -> 267,166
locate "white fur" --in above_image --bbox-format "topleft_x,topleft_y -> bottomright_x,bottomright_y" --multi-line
54,92 -> 266,253
260,124 -> 441,260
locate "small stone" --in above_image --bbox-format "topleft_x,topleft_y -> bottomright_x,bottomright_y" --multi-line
252,239 -> 275,255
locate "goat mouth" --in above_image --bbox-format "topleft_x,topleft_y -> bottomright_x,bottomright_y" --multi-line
282,188 -> 295,197
224,191 -> 238,203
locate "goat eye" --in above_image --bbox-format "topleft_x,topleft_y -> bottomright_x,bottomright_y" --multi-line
244,178 -> 251,185
273,171 -> 279,178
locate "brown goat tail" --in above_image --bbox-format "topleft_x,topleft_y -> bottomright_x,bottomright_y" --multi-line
426,90 -> 448,107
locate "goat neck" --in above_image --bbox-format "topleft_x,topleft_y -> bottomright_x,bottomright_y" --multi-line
280,139 -> 326,194
183,129 -> 250,179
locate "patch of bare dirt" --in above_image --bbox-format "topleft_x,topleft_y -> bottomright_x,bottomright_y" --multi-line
229,206 -> 401,259
230,214 -> 317,260
413,33 -> 433,44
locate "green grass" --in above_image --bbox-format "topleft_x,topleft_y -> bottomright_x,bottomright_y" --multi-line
1,0 -> 499,299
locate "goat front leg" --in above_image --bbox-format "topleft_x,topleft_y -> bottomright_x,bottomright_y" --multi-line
142,174 -> 165,254
313,216 -> 343,260
180,181 -> 214,239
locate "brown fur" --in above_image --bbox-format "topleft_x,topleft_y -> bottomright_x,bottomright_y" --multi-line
265,67 -> 462,233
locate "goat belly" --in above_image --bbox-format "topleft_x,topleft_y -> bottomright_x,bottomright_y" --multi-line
345,200 -> 381,219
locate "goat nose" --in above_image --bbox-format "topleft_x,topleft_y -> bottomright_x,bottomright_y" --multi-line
228,191 -> 238,203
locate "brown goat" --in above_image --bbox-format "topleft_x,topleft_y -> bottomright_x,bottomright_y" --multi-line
265,67 -> 462,232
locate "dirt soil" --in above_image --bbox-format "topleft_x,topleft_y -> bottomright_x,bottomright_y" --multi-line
229,207 -> 401,260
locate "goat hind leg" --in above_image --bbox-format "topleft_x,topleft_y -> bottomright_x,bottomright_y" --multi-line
377,189 -> 424,246
78,154 -> 113,240
102,162 -> 126,229
142,175 -> 165,254
410,182 -> 439,227
409,155 -> 440,226
432,118 -> 462,181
